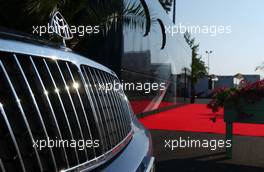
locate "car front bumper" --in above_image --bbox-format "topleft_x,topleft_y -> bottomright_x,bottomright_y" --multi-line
95,116 -> 154,172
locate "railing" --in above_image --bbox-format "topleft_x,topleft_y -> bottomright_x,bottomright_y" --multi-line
0,41 -> 133,172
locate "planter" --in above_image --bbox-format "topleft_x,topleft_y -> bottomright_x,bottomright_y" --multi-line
224,99 -> 264,158
207,80 -> 264,159
224,99 -> 264,123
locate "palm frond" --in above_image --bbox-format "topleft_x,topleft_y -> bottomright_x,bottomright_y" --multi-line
256,62 -> 264,71
159,0 -> 173,13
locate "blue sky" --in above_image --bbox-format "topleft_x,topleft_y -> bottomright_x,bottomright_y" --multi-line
176,0 -> 264,76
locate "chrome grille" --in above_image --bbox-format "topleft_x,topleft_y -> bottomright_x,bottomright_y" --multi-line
0,51 -> 132,172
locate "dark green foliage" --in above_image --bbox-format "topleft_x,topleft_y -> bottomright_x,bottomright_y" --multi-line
184,32 -> 207,103
0,0 -> 150,46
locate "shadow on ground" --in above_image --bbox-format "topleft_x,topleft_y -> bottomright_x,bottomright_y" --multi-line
150,130 -> 264,172
156,152 -> 263,172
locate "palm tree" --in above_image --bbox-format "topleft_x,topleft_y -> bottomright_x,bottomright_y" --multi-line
184,32 -> 207,103
24,0 -> 150,41
159,0 -> 174,13
0,0 -> 153,75
20,0 -> 153,75
1,0 -> 152,39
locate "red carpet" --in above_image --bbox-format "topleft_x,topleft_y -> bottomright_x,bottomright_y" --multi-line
139,104 -> 264,137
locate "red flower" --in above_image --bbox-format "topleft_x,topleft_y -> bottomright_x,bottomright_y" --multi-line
207,79 -> 264,113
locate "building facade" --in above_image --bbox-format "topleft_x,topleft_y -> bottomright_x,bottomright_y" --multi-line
121,0 -> 192,114
195,75 -> 261,98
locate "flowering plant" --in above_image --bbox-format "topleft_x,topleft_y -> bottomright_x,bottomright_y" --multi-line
207,80 -> 264,113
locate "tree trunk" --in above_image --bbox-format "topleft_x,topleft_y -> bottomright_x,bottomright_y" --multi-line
190,52 -> 195,104
190,80 -> 195,104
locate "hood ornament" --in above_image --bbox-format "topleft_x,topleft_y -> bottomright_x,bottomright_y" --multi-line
50,11 -> 73,46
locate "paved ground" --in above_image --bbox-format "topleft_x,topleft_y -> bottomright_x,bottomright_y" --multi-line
151,130 -> 264,172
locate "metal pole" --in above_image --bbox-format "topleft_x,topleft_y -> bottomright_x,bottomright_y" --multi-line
206,50 -> 212,75
208,53 -> 210,74
184,68 -> 187,101
173,0 -> 176,24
